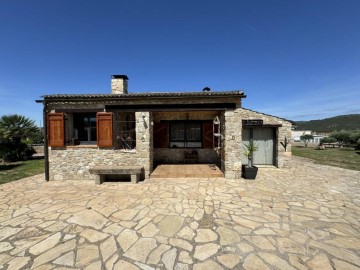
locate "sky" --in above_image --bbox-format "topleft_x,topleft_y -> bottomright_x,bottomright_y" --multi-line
0,0 -> 359,126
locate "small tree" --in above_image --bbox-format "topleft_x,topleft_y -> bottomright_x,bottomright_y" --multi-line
243,141 -> 259,167
300,134 -> 314,147
349,130 -> 360,145
330,130 -> 351,145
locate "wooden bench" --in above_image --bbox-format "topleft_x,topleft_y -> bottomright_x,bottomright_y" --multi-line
89,166 -> 143,185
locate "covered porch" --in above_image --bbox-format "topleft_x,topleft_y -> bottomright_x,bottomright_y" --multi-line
152,111 -> 224,170
150,164 -> 224,178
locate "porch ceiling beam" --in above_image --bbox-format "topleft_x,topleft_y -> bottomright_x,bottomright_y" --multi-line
105,103 -> 236,111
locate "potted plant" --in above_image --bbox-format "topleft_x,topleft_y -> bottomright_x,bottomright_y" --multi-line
242,141 -> 259,179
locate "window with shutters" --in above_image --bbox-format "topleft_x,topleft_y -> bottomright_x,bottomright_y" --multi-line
49,112 -> 115,147
64,112 -> 101,146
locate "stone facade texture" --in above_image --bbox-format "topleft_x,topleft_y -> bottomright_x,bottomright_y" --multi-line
239,108 -> 292,168
111,77 -> 128,94
49,112 -> 151,181
224,106 -> 243,179
46,101 -> 292,181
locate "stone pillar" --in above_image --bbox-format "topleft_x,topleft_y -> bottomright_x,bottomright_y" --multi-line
149,112 -> 154,174
277,124 -> 292,168
224,107 -> 243,179
135,111 -> 152,179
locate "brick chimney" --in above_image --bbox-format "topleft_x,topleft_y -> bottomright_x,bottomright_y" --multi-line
111,75 -> 128,94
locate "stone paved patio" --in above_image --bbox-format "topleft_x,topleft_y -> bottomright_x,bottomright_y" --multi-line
0,157 -> 359,270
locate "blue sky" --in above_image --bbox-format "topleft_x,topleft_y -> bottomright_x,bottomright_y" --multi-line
0,0 -> 359,126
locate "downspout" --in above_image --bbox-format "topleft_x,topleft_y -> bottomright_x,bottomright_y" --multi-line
43,101 -> 49,181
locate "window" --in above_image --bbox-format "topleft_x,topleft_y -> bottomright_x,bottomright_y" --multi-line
73,113 -> 97,144
54,112 -> 113,147
242,127 -> 275,165
170,121 -> 202,148
114,112 -> 136,150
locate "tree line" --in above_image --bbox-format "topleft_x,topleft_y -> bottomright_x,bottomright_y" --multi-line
300,130 -> 360,149
295,114 -> 360,132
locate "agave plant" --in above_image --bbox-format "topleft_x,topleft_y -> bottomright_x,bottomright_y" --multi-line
243,141 -> 259,167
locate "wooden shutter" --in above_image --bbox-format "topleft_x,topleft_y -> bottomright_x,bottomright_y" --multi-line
154,122 -> 168,148
203,121 -> 214,148
97,112 -> 113,147
48,113 -> 65,147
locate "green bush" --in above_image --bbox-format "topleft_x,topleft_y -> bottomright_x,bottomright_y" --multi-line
356,138 -> 360,150
320,137 -> 337,144
328,129 -> 360,147
330,130 -> 351,145
0,142 -> 35,162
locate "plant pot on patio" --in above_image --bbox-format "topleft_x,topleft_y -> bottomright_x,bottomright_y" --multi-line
242,141 -> 259,180
242,165 -> 258,179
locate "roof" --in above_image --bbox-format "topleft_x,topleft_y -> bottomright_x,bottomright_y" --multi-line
37,90 -> 245,102
242,107 -> 296,125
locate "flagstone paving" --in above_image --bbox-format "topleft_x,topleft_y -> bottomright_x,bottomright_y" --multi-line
0,156 -> 359,269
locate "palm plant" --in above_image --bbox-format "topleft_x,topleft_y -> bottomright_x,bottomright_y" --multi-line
243,141 -> 259,167
0,115 -> 38,162
0,114 -> 38,142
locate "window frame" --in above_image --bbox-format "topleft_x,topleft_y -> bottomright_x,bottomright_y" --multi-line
169,120 -> 203,148
73,112 -> 97,145
114,112 -> 136,150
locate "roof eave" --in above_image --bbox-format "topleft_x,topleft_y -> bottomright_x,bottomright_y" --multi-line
40,93 -> 245,102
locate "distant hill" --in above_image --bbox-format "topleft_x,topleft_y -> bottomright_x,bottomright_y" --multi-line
294,114 -> 360,132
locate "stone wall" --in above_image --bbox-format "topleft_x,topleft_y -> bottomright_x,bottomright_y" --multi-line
223,106 -> 243,179
48,106 -> 292,181
49,112 -> 152,181
154,149 -> 220,165
221,107 -> 292,179
239,108 -> 292,168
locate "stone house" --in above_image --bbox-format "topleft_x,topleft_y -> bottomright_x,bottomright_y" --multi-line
36,75 -> 292,181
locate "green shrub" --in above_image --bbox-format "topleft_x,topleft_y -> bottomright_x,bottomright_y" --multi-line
320,137 -> 336,144
356,138 -> 360,150
0,142 -> 35,162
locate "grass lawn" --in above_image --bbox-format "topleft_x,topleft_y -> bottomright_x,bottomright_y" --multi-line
0,158 -> 44,185
292,146 -> 360,171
